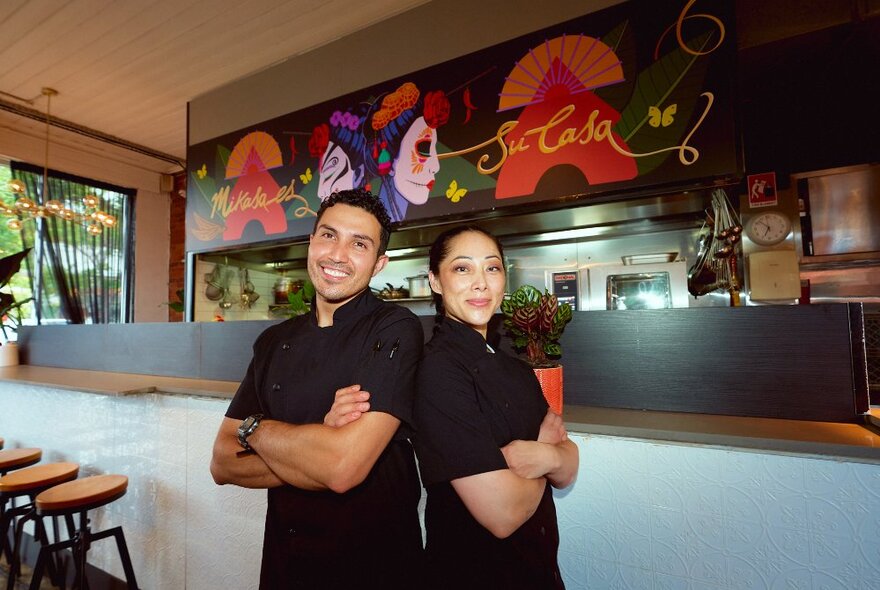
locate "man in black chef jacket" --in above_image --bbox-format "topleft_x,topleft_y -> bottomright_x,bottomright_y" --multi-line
210,189 -> 424,589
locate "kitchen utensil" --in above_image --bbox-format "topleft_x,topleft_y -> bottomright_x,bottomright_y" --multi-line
274,276 -> 294,304
239,268 -> 260,309
204,266 -> 224,301
405,273 -> 431,298
384,283 -> 408,299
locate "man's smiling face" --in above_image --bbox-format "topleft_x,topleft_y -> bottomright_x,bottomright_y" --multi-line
307,203 -> 387,306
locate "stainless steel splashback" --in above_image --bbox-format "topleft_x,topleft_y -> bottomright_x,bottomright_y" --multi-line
796,164 -> 880,303
806,165 -> 880,257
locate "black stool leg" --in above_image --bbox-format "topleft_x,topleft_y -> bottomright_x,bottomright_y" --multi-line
10,507 -> 64,590
111,528 -> 137,590
72,510 -> 89,590
30,508 -> 138,590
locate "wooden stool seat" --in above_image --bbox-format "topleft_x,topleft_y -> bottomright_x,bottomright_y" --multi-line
0,463 -> 77,589
0,462 -> 79,496
36,474 -> 128,516
0,448 -> 41,473
28,474 -> 137,590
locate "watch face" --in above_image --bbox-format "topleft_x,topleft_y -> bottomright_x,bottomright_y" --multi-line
746,212 -> 791,246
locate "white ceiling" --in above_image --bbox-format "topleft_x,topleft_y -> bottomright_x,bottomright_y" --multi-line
0,0 -> 427,166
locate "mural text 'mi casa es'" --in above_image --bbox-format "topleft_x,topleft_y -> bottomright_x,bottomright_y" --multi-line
186,0 -> 738,252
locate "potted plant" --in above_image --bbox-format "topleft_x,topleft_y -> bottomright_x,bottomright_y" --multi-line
0,248 -> 33,366
500,284 -> 573,414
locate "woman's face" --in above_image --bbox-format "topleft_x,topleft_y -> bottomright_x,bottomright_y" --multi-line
429,231 -> 506,338
318,141 -> 362,201
392,116 -> 439,205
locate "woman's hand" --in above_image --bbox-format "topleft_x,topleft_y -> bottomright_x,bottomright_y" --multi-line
501,440 -> 557,480
537,409 -> 568,444
323,384 -> 370,427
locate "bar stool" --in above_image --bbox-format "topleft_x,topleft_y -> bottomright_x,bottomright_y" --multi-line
28,475 -> 138,590
0,449 -> 41,568
0,462 -> 80,589
0,438 -> 4,449
0,449 -> 41,477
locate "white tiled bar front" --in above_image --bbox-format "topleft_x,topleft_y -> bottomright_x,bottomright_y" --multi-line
2,382 -> 879,590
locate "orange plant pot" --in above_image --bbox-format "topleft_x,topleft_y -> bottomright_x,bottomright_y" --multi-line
533,365 -> 563,415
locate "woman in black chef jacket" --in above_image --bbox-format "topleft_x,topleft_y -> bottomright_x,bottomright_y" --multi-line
413,225 -> 579,589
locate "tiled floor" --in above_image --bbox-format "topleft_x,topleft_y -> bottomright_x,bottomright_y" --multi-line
1,556 -> 64,590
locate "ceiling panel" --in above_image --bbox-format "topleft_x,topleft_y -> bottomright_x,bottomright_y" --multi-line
0,0 -> 427,165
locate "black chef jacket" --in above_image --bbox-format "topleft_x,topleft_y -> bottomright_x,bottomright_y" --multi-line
414,318 -> 564,590
226,290 -> 424,590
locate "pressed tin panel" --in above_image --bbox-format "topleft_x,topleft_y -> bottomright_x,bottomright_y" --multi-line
1,383 -> 878,589
555,436 -> 880,590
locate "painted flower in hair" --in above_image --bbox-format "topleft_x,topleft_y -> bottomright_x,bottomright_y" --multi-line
423,90 -> 451,129
309,123 -> 330,158
330,110 -> 360,131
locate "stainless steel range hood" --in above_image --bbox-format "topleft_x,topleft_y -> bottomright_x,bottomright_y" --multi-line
204,190 -> 712,271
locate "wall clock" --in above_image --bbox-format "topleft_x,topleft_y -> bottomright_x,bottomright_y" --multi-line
746,211 -> 792,246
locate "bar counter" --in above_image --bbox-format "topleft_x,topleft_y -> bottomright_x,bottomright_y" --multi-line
3,364 -> 877,463
2,366 -> 879,589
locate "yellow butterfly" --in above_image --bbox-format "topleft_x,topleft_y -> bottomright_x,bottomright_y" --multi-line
647,103 -> 677,128
196,164 -> 207,179
445,180 -> 468,203
300,168 -> 313,185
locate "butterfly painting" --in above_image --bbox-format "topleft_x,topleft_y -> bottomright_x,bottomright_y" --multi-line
647,103 -> 677,128
196,164 -> 207,179
445,180 -> 468,203
299,167 -> 313,185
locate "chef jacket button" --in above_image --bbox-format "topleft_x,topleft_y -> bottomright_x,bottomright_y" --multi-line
540,526 -> 546,536
282,343 -> 290,350
272,383 -> 281,391
288,528 -> 296,535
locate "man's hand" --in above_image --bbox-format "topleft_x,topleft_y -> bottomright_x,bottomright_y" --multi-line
501,440 -> 556,480
537,409 -> 567,445
323,384 -> 370,427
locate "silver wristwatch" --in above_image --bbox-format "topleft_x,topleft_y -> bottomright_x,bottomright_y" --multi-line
237,414 -> 264,451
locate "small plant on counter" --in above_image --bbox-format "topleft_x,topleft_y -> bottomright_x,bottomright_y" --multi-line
0,248 -> 33,343
287,279 -> 315,316
501,284 -> 573,368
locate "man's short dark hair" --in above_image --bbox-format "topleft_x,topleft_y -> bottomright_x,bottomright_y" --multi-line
314,189 -> 393,255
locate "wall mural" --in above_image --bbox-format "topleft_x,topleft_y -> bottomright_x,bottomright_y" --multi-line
186,0 -> 738,252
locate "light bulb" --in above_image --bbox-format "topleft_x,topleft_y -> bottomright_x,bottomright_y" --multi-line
101,214 -> 117,228
59,208 -> 75,221
83,194 -> 99,208
6,218 -> 22,231
15,198 -> 34,210
45,200 -> 63,212
86,223 -> 102,236
7,179 -> 26,194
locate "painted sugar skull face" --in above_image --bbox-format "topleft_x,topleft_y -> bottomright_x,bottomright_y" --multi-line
318,141 -> 364,201
391,116 -> 438,205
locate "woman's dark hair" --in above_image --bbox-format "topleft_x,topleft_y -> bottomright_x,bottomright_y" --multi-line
427,225 -> 505,325
328,105 -> 369,182
314,188 -> 393,254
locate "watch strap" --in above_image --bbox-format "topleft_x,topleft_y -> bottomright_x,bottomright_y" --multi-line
238,414 -> 264,451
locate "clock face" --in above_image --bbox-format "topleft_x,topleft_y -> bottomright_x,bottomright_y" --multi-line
746,211 -> 792,246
